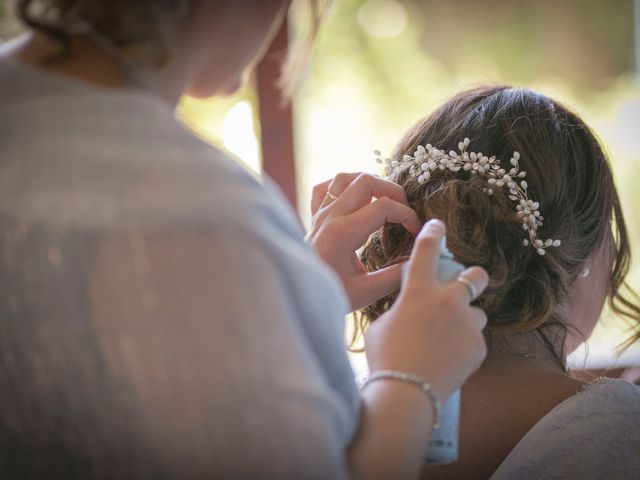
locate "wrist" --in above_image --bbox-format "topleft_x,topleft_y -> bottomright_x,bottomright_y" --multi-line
366,361 -> 450,405
349,377 -> 436,480
359,370 -> 442,429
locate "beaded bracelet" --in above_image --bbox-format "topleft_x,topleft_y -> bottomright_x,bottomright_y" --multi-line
358,370 -> 442,429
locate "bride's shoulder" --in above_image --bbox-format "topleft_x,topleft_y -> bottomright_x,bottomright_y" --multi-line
491,378 -> 640,479
576,377 -> 640,406
518,377 -> 640,444
557,377 -> 640,412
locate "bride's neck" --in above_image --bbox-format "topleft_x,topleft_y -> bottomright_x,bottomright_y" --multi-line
482,330 -> 567,376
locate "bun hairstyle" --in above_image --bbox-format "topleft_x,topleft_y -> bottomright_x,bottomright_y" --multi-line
15,0 -> 331,96
16,0 -> 192,67
356,86 -> 640,366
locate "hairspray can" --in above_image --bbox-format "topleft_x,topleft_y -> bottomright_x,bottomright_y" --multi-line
402,236 -> 464,464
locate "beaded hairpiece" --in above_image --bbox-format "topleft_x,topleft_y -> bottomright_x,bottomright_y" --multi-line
375,138 -> 561,256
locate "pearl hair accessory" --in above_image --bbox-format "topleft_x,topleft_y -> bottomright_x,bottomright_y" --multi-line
375,138 -> 561,256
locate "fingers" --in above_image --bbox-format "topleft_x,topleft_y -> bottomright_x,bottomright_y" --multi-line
352,262 -> 406,310
326,172 -> 362,197
312,172 -> 362,213
452,266 -> 490,303
340,197 -> 422,250
312,173 -> 418,230
311,179 -> 332,215
404,221 -> 489,297
330,173 -> 410,218
404,220 -> 446,284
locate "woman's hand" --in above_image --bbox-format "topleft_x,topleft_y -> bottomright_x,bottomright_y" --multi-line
307,172 -> 421,311
346,220 -> 488,480
365,219 -> 489,403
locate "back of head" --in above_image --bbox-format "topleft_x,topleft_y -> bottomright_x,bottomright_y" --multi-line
358,86 -> 640,365
13,0 -> 329,97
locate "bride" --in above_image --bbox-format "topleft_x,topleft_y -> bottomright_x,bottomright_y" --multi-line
355,86 -> 640,479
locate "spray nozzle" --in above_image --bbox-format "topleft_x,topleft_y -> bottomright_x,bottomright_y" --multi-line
439,236 -> 454,259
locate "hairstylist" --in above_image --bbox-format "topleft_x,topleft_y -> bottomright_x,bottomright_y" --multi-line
0,1 -> 488,479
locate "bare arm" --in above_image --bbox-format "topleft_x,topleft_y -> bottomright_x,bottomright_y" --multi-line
348,382 -> 435,479
310,174 -> 489,480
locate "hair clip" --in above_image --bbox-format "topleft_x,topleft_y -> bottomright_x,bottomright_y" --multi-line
375,138 -> 561,256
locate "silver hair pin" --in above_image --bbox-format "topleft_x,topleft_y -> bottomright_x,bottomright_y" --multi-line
375,138 -> 561,256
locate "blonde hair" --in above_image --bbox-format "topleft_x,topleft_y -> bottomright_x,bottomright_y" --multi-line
280,0 -> 333,98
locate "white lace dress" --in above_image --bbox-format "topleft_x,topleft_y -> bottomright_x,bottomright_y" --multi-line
491,378 -> 640,479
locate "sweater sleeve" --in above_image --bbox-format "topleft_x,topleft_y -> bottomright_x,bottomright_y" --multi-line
0,58 -> 360,478
89,224 -> 359,479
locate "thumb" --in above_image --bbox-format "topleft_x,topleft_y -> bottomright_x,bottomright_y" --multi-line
352,262 -> 406,310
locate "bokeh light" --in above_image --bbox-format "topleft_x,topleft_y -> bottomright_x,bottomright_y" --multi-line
356,0 -> 408,38
222,101 -> 260,173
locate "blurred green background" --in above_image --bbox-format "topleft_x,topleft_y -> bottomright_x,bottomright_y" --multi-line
182,0 -> 640,370
1,0 -> 639,368
191,0 -> 640,370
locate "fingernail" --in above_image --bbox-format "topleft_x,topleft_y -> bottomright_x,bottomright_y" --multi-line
420,218 -> 445,235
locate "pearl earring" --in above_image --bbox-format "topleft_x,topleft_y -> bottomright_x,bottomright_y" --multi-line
580,267 -> 590,278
